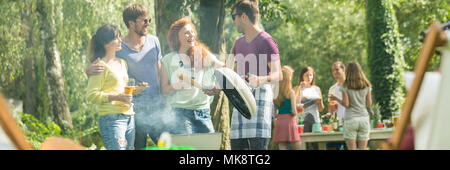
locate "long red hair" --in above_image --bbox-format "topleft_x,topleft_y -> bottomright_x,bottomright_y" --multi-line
168,18 -> 211,69
167,18 -> 198,52
187,42 -> 211,69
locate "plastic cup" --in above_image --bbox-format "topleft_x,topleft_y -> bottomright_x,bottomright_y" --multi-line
322,125 -> 329,132
297,125 -> 304,134
329,100 -> 336,105
392,116 -> 399,128
378,122 -> 384,128
124,78 -> 135,95
296,104 -> 304,114
124,86 -> 134,94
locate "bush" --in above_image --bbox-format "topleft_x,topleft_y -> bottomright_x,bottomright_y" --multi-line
16,113 -> 62,149
16,112 -> 104,150
366,0 -> 405,118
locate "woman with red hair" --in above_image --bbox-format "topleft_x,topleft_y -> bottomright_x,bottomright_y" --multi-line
160,18 -> 224,134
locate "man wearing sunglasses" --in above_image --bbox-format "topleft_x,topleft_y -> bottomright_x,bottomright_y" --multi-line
229,0 -> 283,150
86,4 -> 164,150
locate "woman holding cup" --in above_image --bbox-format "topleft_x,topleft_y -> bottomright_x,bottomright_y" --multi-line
295,66 -> 324,133
86,24 -> 135,150
329,61 -> 372,150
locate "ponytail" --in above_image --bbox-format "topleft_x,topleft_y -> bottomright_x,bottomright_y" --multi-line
88,24 -> 121,63
88,34 -> 103,62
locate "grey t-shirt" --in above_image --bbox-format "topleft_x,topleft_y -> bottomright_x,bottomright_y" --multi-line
116,34 -> 162,104
340,86 -> 371,120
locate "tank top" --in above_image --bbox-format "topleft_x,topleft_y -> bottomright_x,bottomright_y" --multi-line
276,98 -> 292,114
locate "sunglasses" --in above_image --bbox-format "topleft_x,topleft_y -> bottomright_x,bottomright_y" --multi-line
231,13 -> 241,21
136,18 -> 151,24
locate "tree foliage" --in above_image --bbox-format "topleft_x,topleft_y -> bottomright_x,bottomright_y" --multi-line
366,0 -> 405,118
394,0 -> 450,71
2,0 -> 450,149
258,1 -> 369,114
1,0 -> 155,149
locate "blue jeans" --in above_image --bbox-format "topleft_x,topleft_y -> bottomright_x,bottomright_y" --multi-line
98,114 -> 135,150
170,108 -> 215,134
230,138 -> 270,150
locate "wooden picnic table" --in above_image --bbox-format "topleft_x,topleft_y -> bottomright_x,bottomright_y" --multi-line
300,128 -> 393,150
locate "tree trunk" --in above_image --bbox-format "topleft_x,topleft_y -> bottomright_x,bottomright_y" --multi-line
23,48 -> 35,116
366,0 -> 405,119
199,0 -> 227,55
36,0 -> 73,133
154,0 -> 187,55
22,1 -> 36,116
198,0 -> 230,150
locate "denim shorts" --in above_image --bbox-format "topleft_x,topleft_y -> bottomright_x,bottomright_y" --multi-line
170,108 -> 215,134
98,114 -> 135,150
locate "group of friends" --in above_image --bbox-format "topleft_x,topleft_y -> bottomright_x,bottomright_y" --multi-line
273,61 -> 372,150
85,0 -> 373,151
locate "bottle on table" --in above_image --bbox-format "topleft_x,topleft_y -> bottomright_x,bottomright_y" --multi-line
332,112 -> 339,132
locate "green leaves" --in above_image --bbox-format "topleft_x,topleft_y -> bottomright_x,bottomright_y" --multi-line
366,0 -> 405,119
1,0 -> 155,149
395,0 -> 450,71
2,0 -> 450,148
20,113 -> 62,149
267,1 -> 369,111
0,1 -> 26,94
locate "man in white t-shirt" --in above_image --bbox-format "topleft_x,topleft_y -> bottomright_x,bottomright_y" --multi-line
329,62 -> 346,125
327,61 -> 347,150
